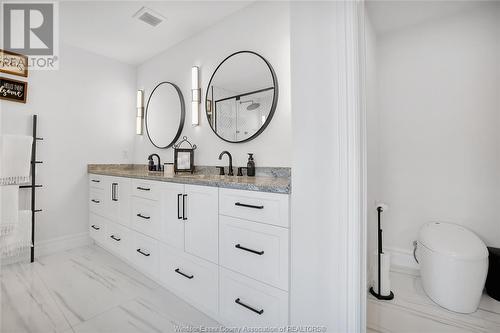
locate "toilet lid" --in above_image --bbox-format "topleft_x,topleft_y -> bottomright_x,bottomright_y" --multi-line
419,222 -> 488,260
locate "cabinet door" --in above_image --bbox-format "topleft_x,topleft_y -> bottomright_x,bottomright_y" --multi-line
105,177 -> 131,227
159,182 -> 185,250
184,185 -> 218,263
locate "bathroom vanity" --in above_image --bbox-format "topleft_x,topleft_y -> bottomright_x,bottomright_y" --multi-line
87,164 -> 290,326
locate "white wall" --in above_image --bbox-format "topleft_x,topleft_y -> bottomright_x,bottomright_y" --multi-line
134,1 -> 291,168
1,43 -> 135,243
373,3 -> 500,260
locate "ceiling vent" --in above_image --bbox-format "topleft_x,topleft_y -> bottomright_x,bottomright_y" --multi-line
133,7 -> 166,27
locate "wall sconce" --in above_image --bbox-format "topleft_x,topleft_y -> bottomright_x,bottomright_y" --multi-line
191,66 -> 200,127
136,89 -> 144,135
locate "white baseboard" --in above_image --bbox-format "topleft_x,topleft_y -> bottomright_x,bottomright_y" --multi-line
35,232 -> 91,258
2,232 -> 91,266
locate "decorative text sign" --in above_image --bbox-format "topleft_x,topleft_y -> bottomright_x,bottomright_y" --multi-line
0,50 -> 28,77
0,77 -> 27,103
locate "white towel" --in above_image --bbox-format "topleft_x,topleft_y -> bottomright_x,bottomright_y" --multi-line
0,210 -> 32,258
0,135 -> 33,185
0,185 -> 19,236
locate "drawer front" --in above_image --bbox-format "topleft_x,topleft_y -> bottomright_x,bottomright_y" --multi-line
130,197 -> 160,239
132,179 -> 159,201
219,268 -> 288,327
131,232 -> 160,279
89,213 -> 106,244
219,189 -> 289,228
220,216 -> 289,291
89,188 -> 105,216
104,221 -> 131,260
88,174 -> 105,189
159,243 -> 218,318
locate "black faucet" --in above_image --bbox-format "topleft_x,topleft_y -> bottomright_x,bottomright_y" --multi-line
148,154 -> 161,171
218,151 -> 233,176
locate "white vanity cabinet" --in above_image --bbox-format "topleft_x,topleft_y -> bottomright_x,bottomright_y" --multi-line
88,175 -> 130,227
88,173 -> 290,327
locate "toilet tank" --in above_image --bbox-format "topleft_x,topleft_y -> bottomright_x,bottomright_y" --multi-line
417,222 -> 488,313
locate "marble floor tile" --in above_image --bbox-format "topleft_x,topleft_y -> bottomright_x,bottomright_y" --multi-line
34,248 -> 161,326
368,270 -> 500,333
2,244 -> 218,333
134,287 -> 220,328
1,263 -> 72,333
70,299 -> 178,333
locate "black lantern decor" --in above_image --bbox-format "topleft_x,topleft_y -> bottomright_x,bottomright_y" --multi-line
173,136 -> 196,174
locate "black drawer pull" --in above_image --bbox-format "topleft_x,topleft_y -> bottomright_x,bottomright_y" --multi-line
235,298 -> 264,315
112,183 -> 118,202
137,187 -> 151,191
137,213 -> 151,220
235,244 -> 264,256
110,235 -> 121,242
175,268 -> 194,279
183,194 -> 187,220
91,199 -> 100,204
177,194 -> 182,220
235,202 -> 264,209
136,248 -> 150,257
91,179 -> 100,183
91,225 -> 100,230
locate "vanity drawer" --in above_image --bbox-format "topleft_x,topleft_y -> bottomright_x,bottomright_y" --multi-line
219,189 -> 289,228
130,197 -> 161,238
219,268 -> 288,327
89,213 -> 106,244
159,243 -> 218,318
220,216 -> 289,291
88,188 -> 105,216
131,232 -> 160,279
104,221 -> 131,261
132,179 -> 159,201
88,174 -> 105,189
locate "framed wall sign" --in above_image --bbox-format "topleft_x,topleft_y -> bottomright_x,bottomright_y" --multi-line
0,77 -> 27,103
0,50 -> 28,77
173,136 -> 196,174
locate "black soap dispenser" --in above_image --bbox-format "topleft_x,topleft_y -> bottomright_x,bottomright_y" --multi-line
247,153 -> 255,177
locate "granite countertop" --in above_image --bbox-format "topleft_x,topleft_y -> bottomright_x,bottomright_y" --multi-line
88,164 -> 291,194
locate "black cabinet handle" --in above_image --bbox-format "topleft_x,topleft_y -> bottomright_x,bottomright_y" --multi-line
91,225 -> 100,230
137,187 -> 150,191
177,194 -> 182,220
136,248 -> 150,257
235,244 -> 264,256
110,235 -> 121,242
112,183 -> 118,201
235,202 -> 264,209
91,199 -> 100,204
91,179 -> 100,183
137,213 -> 150,220
235,298 -> 264,315
175,268 -> 194,279
182,194 -> 187,220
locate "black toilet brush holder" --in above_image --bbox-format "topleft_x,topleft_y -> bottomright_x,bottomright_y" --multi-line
369,206 -> 394,300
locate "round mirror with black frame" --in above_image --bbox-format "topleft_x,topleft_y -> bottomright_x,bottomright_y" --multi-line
145,81 -> 185,149
205,51 -> 278,143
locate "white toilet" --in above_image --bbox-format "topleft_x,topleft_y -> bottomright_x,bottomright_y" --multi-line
417,222 -> 489,313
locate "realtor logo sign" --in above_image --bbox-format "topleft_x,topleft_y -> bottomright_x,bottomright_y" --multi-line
2,2 -> 59,70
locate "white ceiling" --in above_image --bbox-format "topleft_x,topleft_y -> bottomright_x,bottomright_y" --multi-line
366,0 -> 487,35
60,1 -> 252,65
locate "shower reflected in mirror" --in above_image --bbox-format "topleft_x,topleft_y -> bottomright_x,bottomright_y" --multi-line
205,51 -> 278,143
